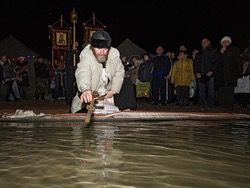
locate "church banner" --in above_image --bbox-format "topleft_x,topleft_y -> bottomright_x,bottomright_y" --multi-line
50,27 -> 72,70
51,27 -> 72,50
84,25 -> 103,44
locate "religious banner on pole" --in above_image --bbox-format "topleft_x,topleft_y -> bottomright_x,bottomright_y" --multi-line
51,28 -> 71,49
71,8 -> 77,67
83,13 -> 106,46
48,16 -> 72,71
84,25 -> 103,44
51,27 -> 72,70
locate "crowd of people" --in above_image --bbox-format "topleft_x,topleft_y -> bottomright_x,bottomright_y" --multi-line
121,37 -> 250,109
0,55 -> 55,102
0,56 -> 31,101
0,52 -> 77,106
0,31 -> 250,113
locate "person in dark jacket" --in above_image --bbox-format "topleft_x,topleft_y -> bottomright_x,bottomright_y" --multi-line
194,38 -> 220,107
0,59 -> 3,83
15,57 -> 30,99
54,54 -> 66,101
34,56 -> 49,100
136,53 -> 153,102
138,53 -> 153,83
114,56 -> 137,111
1,56 -> 18,101
64,42 -> 80,106
215,36 -> 241,108
236,39 -> 250,107
151,46 -> 171,105
240,39 -> 250,76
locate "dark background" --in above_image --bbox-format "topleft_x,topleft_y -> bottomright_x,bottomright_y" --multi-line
0,0 -> 249,57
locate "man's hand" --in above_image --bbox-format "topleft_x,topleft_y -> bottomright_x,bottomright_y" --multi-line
196,73 -> 201,78
220,47 -> 226,54
80,90 -> 93,103
206,71 -> 213,77
105,90 -> 114,99
166,73 -> 171,80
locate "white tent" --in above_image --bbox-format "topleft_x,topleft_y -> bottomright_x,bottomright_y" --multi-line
117,38 -> 146,59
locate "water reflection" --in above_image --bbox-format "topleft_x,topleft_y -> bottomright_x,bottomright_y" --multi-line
0,121 -> 249,188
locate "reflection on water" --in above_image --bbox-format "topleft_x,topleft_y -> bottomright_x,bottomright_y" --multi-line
0,121 -> 250,188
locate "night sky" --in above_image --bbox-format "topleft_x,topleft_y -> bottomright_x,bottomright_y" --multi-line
0,0 -> 250,57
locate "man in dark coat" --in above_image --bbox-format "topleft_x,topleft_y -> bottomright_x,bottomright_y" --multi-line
215,36 -> 241,108
151,46 -> 171,105
64,42 -> 80,105
194,38 -> 220,107
1,56 -> 18,101
34,56 -> 49,100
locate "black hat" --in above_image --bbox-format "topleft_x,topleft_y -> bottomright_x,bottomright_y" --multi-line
91,30 -> 112,49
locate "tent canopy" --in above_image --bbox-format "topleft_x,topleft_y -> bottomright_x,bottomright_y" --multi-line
117,38 -> 146,59
0,34 -> 39,59
0,35 -> 40,98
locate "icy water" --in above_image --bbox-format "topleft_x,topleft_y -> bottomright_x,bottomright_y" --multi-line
0,121 -> 250,188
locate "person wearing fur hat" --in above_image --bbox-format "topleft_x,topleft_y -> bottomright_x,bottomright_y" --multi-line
71,31 -> 125,113
215,36 -> 241,108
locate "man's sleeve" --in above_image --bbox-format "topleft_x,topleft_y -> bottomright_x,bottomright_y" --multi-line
75,54 -> 92,92
193,54 -> 200,74
210,48 -> 221,73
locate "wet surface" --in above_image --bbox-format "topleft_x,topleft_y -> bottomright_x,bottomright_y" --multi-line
0,99 -> 249,115
0,121 -> 250,188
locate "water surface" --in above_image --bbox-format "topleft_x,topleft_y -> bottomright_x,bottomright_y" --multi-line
0,121 -> 250,188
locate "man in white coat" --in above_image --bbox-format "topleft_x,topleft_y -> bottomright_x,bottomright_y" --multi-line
71,31 -> 125,113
